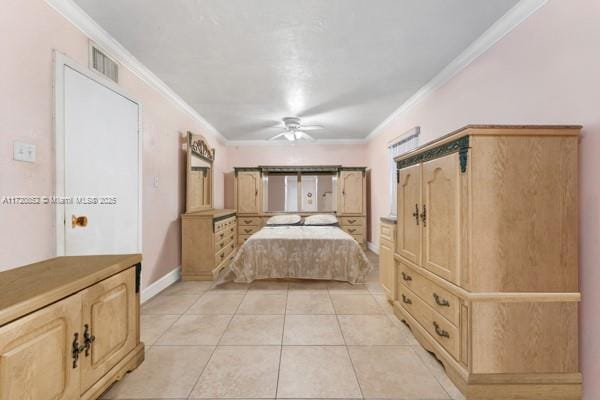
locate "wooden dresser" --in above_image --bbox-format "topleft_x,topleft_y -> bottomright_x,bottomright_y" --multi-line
234,166 -> 368,248
393,125 -> 581,399
0,254 -> 144,400
378,216 -> 396,301
182,209 -> 237,280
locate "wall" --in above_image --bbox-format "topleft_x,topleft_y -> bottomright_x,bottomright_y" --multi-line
0,0 -> 226,290
366,0 -> 599,397
225,143 -> 366,170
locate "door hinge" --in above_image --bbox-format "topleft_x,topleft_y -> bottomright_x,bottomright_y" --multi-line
135,263 -> 142,293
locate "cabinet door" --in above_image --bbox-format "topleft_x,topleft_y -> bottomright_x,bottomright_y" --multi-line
397,164 -> 422,265
0,295 -> 81,400
379,239 -> 395,300
338,170 -> 364,215
80,268 -> 137,392
236,171 -> 261,214
422,153 -> 460,284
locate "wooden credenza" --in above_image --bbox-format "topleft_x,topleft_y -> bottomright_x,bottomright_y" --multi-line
0,254 -> 144,400
233,166 -> 368,248
182,209 -> 237,280
393,125 -> 581,399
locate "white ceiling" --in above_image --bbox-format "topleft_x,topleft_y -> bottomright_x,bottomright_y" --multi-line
74,0 -> 519,141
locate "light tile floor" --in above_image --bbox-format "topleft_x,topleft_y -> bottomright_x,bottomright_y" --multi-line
101,251 -> 464,400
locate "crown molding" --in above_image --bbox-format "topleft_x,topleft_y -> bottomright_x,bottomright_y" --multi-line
45,0 -> 227,144
365,0 -> 548,142
226,138 -> 368,147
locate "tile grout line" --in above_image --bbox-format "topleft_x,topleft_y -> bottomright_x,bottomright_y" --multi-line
274,286 -> 289,399
330,289 -> 366,400
185,286 -> 248,400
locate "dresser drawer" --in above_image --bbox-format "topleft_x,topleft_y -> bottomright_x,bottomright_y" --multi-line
238,216 -> 261,226
215,240 -> 236,264
396,261 -> 459,326
380,222 -> 395,242
215,216 -> 236,232
238,234 -> 253,245
351,234 -> 364,244
339,216 -> 365,226
239,225 -> 260,235
341,225 -> 363,236
397,282 -> 459,360
215,232 -> 235,253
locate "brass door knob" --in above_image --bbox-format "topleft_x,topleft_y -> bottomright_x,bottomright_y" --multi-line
72,215 -> 88,228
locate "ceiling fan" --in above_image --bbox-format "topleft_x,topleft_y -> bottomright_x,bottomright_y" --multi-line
268,117 -> 323,141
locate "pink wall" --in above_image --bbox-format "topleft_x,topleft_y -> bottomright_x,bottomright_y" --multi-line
225,143 -> 367,170
0,0 -> 226,289
366,1 -> 599,397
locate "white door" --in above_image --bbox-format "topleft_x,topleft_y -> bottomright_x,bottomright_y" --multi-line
56,55 -> 141,256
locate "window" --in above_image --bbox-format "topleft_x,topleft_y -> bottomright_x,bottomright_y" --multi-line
389,127 -> 420,216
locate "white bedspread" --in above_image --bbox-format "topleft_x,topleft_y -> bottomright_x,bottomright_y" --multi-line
223,225 -> 371,283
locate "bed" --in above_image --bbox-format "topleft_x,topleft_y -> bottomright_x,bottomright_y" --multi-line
220,224 -> 371,284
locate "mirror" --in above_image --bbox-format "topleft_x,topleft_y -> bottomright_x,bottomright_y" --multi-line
263,173 -> 336,213
186,132 -> 214,212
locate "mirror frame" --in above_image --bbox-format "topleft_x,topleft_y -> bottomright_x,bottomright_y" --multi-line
186,131 -> 214,213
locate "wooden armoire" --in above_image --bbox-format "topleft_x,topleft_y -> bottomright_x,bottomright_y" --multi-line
233,166 -> 367,248
393,125 -> 581,399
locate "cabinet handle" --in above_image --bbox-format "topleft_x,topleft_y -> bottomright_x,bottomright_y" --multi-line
412,204 -> 420,225
433,322 -> 450,338
401,294 -> 412,304
220,233 -> 224,238
401,272 -> 412,281
244,228 -> 252,233
420,204 -> 427,227
244,219 -> 252,224
348,219 -> 356,224
255,189 -> 258,196
83,324 -> 96,357
72,333 -> 84,368
433,293 -> 450,307
348,228 -> 356,233
220,253 -> 225,259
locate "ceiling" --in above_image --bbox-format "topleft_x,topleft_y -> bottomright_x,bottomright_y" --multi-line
74,0 -> 519,141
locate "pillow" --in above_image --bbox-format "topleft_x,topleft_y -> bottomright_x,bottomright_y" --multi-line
266,214 -> 302,226
304,214 -> 338,226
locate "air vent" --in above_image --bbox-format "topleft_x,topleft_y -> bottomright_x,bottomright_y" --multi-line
89,43 -> 119,83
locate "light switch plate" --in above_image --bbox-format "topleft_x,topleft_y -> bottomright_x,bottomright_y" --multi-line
13,141 -> 36,163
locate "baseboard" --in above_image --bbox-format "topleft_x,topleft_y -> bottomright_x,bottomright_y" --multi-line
141,266 -> 181,303
367,241 -> 379,255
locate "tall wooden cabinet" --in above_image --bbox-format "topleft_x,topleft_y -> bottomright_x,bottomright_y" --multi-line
235,169 -> 262,214
0,255 -> 144,400
393,125 -> 581,400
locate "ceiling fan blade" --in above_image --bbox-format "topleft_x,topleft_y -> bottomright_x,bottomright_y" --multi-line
299,125 -> 323,131
297,131 -> 316,141
269,131 -> 287,140
284,132 -> 295,141
266,125 -> 286,129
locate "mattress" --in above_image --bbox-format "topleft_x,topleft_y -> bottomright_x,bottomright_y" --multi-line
223,225 -> 372,284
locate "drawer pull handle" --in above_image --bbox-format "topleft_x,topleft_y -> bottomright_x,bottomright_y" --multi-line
433,322 -> 450,339
220,233 -> 224,238
412,204 -> 420,225
401,272 -> 412,281
244,219 -> 252,224
220,243 -> 224,248
433,293 -> 450,307
348,219 -> 356,224
83,323 -> 96,357
401,294 -> 412,304
420,204 -> 427,227
348,228 -> 356,233
72,333 -> 85,368
220,253 -> 225,259
244,228 -> 252,233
